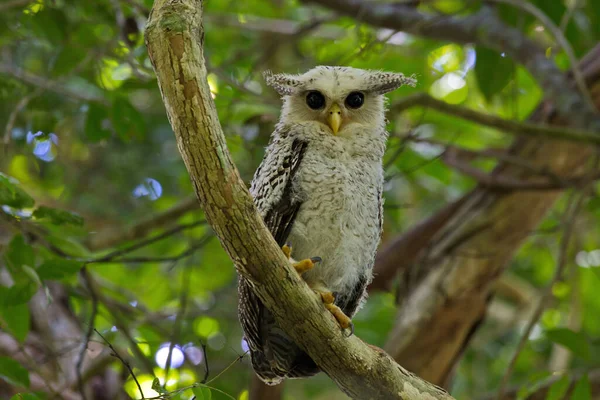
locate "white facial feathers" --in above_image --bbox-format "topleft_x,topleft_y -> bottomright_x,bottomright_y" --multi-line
264,66 -> 417,135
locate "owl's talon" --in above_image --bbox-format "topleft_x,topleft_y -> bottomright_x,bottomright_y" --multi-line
345,322 -> 355,337
282,244 -> 292,260
292,257 -> 319,274
318,290 -> 353,332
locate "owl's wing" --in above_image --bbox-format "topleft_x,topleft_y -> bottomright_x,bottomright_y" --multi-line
239,128 -> 310,383
250,130 -> 308,246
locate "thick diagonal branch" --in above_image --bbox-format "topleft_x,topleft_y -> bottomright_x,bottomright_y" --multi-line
144,0 -> 454,398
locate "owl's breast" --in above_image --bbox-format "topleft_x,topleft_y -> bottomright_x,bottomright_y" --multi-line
288,143 -> 383,293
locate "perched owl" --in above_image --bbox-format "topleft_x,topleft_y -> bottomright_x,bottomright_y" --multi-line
238,66 -> 416,384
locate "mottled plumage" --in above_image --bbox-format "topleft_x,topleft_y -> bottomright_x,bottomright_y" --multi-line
238,66 -> 416,384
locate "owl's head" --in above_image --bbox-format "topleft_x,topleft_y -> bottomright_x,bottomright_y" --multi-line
264,66 -> 415,136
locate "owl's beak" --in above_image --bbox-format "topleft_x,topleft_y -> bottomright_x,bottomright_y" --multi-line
327,103 -> 342,135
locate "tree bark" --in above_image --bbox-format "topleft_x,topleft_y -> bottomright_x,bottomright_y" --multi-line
144,0 -> 454,398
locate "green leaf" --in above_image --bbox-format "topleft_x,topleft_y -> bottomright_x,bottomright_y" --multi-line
545,328 -> 590,360
571,375 -> 592,400
85,103 -> 112,142
0,283 -> 38,307
4,235 -> 35,273
192,386 -> 212,400
28,8 -> 68,45
545,375 -> 570,400
110,96 -> 145,141
474,46 -> 515,102
0,173 -> 35,209
51,47 -> 88,77
151,377 -> 168,394
0,303 -> 30,342
36,258 -> 83,281
0,357 -> 30,388
32,206 -> 84,226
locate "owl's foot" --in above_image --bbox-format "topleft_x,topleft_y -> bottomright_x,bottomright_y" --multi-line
318,291 -> 354,336
282,244 -> 321,275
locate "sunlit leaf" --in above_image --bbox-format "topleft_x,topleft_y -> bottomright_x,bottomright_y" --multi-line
151,377 -> 168,394
0,357 -> 30,388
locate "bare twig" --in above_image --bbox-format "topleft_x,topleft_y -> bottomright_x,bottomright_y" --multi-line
90,220 -> 207,263
0,63 -> 108,105
441,146 -> 600,191
85,234 -> 213,264
163,261 -> 190,383
95,328 -> 145,400
87,196 -> 200,251
76,267 -> 98,400
3,88 -> 43,145
392,93 -> 600,144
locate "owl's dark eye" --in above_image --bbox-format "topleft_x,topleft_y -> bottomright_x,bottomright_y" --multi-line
306,91 -> 326,110
345,92 -> 364,109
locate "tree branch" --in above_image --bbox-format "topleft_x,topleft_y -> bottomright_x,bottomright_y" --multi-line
144,0 -> 453,398
391,93 -> 600,145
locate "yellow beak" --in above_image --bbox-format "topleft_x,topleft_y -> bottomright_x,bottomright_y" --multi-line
327,103 -> 342,135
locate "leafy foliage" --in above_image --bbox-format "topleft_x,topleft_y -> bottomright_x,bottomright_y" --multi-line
0,0 -> 599,399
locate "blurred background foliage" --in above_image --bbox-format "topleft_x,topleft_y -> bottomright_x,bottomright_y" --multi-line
1,0 -> 600,399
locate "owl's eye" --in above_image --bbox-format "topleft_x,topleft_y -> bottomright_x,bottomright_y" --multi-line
306,91 -> 326,110
345,92 -> 364,109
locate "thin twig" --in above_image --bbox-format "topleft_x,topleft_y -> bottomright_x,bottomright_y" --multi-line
391,93 -> 600,144
85,234 -> 213,264
94,328 -> 145,399
163,261 -> 191,383
76,267 -> 98,400
91,220 -> 206,263
0,63 -> 108,105
441,146 -> 600,191
3,88 -> 43,145
199,339 -> 209,383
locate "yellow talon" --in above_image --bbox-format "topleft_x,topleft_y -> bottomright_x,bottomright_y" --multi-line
282,244 -> 292,259
317,290 -> 353,332
292,257 -> 320,274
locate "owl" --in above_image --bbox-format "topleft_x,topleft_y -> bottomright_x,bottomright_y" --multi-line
238,66 -> 416,384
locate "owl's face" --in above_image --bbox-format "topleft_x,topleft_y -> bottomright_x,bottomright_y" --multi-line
265,66 -> 415,137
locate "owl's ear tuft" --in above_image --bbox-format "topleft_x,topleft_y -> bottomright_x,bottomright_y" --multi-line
263,71 -> 303,96
365,72 -> 417,95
